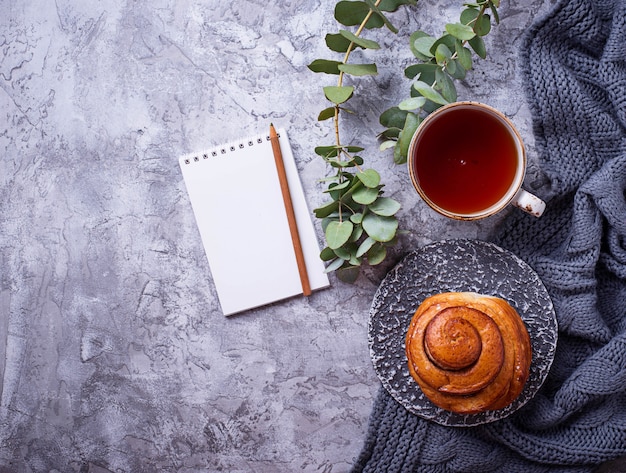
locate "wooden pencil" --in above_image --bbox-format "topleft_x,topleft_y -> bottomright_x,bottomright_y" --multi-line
269,124 -> 312,296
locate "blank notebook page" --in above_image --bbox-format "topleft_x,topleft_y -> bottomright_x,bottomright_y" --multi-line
179,129 -> 329,315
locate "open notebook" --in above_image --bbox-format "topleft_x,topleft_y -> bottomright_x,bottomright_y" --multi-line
179,128 -> 329,315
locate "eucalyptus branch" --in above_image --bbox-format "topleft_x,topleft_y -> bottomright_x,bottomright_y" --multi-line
308,0 -> 414,283
308,0 -> 501,283
380,0 -> 502,163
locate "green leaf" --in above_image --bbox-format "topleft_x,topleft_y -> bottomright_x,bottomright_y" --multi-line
379,140 -> 396,151
356,169 -> 381,188
445,22 -> 476,41
435,69 -> 457,103
367,243 -> 387,265
456,42 -> 473,70
325,180 -> 351,193
413,80 -> 449,105
318,107 -> 336,121
405,62 -> 438,79
356,237 -> 376,258
350,213 -> 364,224
325,220 -> 354,249
362,213 -> 398,242
460,7 -> 479,25
335,1 -> 384,29
380,106 -> 408,129
379,0 -> 417,10
338,63 -> 378,76
412,35 -> 436,58
325,33 -> 353,52
308,59 -> 342,74
320,247 -> 336,261
315,145 -> 339,158
369,197 -> 401,216
490,3 -> 501,24
324,86 -> 354,104
353,186 -> 379,205
363,0 -> 398,33
333,245 -> 352,260
435,43 -> 452,66
468,35 -> 487,59
339,29 -> 381,49
474,14 -> 491,36
398,96 -> 426,111
314,200 -> 339,218
349,224 -> 364,242
336,264 -> 360,283
324,257 -> 345,273
396,112 -> 419,164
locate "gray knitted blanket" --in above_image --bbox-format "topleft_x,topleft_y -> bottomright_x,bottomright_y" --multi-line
352,0 -> 626,471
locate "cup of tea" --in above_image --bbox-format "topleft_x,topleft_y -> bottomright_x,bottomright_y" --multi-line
407,101 -> 545,220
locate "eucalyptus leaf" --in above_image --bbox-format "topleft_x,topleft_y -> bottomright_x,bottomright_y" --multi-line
398,96 -> 426,110
367,243 -> 387,265
324,85 -> 354,104
308,59 -> 342,74
324,257 -> 345,273
379,0 -> 417,10
412,35 -> 436,58
336,264 -> 361,283
468,35 -> 487,59
315,145 -> 339,158
363,0 -> 398,33
353,186 -> 379,205
405,62 -> 438,79
380,140 -> 397,151
356,237 -> 376,258
325,33 -> 353,52
325,180 -> 351,193
396,112 -> 419,164
413,80 -> 449,105
338,63 -> 378,76
362,213 -> 398,242
435,43 -> 452,66
314,200 -> 339,218
333,246 -> 352,260
349,224 -> 364,242
379,106 -> 408,130
445,22 -> 476,41
456,41 -> 473,70
325,220 -> 354,249
335,1 -> 384,29
350,213 -> 364,224
474,14 -> 491,36
318,107 -> 336,121
356,169 -> 381,188
369,196 -> 401,216
435,68 -> 457,103
339,29 -> 381,49
490,3 -> 500,24
460,7 -> 479,25
320,246 -> 336,261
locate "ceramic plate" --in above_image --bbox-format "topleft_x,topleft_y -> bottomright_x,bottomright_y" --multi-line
369,239 -> 557,426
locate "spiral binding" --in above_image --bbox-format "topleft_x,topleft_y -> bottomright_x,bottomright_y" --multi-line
182,132 -> 278,165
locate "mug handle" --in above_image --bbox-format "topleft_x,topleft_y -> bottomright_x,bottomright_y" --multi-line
512,188 -> 546,217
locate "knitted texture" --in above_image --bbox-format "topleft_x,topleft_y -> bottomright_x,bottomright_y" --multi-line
351,0 -> 626,471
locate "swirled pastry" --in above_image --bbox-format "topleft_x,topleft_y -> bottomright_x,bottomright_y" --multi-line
405,292 -> 532,414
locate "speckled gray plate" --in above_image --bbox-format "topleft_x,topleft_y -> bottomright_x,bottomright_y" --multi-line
369,239 -> 557,426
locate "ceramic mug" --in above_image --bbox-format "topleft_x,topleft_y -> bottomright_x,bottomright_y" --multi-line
407,101 -> 545,220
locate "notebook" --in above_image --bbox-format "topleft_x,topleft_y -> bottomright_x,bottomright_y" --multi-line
179,128 -> 330,316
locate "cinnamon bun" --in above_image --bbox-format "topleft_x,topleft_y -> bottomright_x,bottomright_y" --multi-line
405,292 -> 532,414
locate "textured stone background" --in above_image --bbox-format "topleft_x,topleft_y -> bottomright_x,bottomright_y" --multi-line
1,0 -> 555,471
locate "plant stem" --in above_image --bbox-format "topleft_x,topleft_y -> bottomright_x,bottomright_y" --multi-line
334,0 -> 383,149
